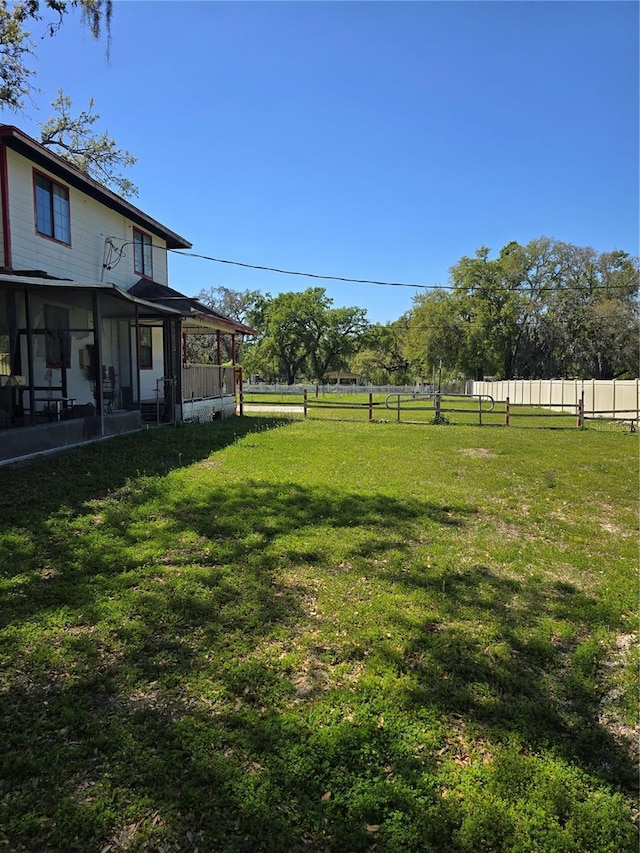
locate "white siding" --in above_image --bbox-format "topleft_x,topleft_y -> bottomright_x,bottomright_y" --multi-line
5,148 -> 169,287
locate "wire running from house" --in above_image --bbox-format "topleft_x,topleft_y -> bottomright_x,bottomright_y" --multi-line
169,249 -> 639,294
170,250 -> 434,289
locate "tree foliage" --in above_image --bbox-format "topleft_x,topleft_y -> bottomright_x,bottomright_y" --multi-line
350,319 -> 410,385
39,91 -> 137,197
1,3 -> 136,198
243,288 -> 368,384
186,286 -> 261,365
0,0 -> 112,110
405,238 -> 639,381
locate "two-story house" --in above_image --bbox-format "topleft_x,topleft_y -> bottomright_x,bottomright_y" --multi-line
0,125 -> 253,464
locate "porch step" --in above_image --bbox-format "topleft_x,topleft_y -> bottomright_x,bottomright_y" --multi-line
140,401 -> 171,423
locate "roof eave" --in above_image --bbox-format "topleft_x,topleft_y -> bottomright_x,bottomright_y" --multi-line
0,125 -> 192,250
182,311 -> 256,336
0,273 -> 183,317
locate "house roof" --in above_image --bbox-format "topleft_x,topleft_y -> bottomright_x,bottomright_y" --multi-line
128,279 -> 257,336
0,125 -> 192,250
0,272 -> 182,319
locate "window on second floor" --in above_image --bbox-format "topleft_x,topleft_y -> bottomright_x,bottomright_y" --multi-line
34,173 -> 70,244
133,228 -> 153,278
139,325 -> 153,370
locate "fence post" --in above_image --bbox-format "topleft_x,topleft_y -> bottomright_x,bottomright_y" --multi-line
505,396 -> 510,427
304,388 -> 308,418
435,394 -> 441,422
478,395 -> 482,426
237,366 -> 244,417
397,394 -> 401,422
369,392 -> 373,421
612,379 -> 616,420
577,391 -> 584,429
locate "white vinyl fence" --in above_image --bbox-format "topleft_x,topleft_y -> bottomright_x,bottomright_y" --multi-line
468,379 -> 639,422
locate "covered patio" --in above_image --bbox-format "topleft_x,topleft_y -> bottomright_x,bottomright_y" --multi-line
0,271 -> 185,463
129,279 -> 255,424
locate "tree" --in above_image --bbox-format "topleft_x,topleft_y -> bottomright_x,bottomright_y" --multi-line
1,3 -> 135,198
404,290 -> 463,381
0,0 -> 112,110
523,246 -> 639,379
198,285 -> 262,328
39,91 -> 137,197
351,320 -> 410,384
448,243 -> 533,380
250,289 -> 329,384
308,305 -> 368,382
186,286 -> 262,365
405,238 -> 639,382
241,288 -> 368,384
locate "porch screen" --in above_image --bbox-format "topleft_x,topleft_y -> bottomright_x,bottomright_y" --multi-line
44,304 -> 71,369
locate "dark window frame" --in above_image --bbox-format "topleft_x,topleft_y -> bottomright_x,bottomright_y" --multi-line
133,228 -> 153,278
33,170 -> 71,245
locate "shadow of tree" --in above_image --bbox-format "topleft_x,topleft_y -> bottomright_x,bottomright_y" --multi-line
0,471 -> 478,851
0,445 -> 636,852
377,564 -> 636,788
0,416 -> 292,524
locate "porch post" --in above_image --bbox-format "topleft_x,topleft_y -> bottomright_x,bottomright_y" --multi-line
162,317 -> 178,425
176,321 -> 184,416
231,333 -> 236,364
93,291 -> 105,437
24,286 -> 36,425
216,330 -> 221,365
133,305 -> 141,409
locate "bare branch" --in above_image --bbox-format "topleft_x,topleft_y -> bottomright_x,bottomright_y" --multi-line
39,90 -> 138,198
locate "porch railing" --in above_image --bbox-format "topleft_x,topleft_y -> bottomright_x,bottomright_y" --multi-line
181,364 -> 236,401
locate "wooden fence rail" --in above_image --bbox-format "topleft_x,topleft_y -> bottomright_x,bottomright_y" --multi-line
240,391 -> 613,429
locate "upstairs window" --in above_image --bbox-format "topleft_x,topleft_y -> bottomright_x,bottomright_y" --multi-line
34,173 -> 70,244
133,228 -> 153,278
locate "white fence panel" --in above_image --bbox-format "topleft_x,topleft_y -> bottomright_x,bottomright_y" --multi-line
469,379 -> 639,421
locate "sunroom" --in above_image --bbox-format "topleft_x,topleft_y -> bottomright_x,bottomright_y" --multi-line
0,272 -> 182,464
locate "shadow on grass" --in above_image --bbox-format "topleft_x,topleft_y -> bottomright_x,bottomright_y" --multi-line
380,563 -> 637,790
0,416 -> 292,524
0,454 -> 637,852
0,469 -> 479,851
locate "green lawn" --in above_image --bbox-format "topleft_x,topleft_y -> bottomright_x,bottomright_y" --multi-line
1,418 -> 638,852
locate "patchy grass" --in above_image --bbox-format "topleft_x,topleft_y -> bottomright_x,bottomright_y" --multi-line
0,418 -> 638,852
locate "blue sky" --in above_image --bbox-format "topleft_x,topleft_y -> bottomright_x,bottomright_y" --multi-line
4,0 -> 638,323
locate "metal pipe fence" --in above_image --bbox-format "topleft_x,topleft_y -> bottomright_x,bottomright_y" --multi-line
238,388 -> 609,429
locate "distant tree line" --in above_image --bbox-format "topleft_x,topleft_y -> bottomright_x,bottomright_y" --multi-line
191,237 -> 639,385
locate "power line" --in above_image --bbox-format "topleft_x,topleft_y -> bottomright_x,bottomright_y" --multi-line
170,250 -> 440,289
169,249 -> 638,294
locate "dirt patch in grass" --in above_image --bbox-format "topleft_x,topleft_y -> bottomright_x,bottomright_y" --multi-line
599,632 -> 640,761
459,447 -> 496,458
491,518 -> 539,541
